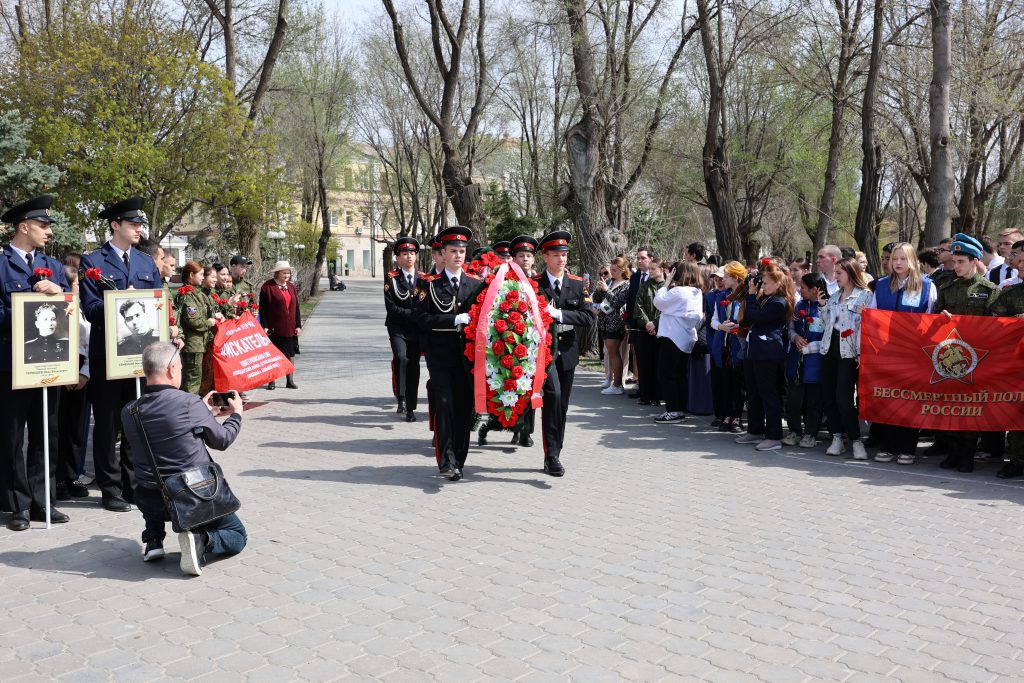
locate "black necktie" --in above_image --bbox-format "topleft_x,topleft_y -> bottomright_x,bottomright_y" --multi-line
553,278 -> 561,299
450,276 -> 459,293
25,251 -> 34,269
407,274 -> 413,287
123,251 -> 130,269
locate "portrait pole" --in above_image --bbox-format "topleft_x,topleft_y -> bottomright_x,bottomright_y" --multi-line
41,388 -> 51,530
136,376 -> 141,399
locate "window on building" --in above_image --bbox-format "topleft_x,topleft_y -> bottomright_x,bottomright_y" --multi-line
361,213 -> 368,227
346,249 -> 355,271
362,250 -> 371,271
328,210 -> 337,226
346,212 -> 353,226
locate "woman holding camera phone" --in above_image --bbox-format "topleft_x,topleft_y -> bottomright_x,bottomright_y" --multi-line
593,256 -> 631,395
733,263 -> 794,451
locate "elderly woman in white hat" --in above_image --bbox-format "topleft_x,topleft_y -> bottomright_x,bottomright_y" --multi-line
259,261 -> 301,390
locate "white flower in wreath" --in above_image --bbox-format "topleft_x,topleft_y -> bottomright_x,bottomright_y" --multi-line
516,376 -> 533,392
487,375 -> 504,391
498,391 -> 519,407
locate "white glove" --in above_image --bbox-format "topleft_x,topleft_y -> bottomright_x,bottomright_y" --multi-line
454,313 -> 471,325
546,304 -> 563,322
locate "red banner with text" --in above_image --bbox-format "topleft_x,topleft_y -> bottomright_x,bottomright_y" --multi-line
211,311 -> 294,392
859,309 -> 1024,430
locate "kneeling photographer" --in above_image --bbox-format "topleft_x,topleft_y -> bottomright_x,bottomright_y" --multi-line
121,342 -> 247,577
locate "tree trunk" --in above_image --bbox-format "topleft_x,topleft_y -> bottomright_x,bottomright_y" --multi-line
813,94 -> 847,255
440,142 -> 485,234
561,0 -> 620,280
237,216 -> 261,263
311,161 -> 330,298
696,0 -> 742,261
854,0 -> 884,275
924,0 -> 955,246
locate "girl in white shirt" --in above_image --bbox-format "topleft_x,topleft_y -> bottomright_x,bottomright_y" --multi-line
652,262 -> 705,423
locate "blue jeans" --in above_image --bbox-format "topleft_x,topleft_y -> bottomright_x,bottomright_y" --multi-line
134,485 -> 247,555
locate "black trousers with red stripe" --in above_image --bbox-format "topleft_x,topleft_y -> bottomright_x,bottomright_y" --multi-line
388,326 -> 421,411
425,357 -> 474,470
540,360 -> 575,461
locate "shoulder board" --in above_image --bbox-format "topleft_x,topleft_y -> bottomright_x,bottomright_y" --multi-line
531,273 -> 542,281
417,271 -> 426,277
421,274 -> 439,282
387,269 -> 399,277
464,272 -> 481,281
567,273 -> 583,281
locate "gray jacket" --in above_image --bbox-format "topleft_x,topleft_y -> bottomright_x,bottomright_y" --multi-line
121,385 -> 242,489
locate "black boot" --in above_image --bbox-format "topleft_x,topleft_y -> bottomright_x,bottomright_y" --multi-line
939,440 -> 959,469
478,425 -> 489,446
397,399 -> 406,414
996,462 -> 1024,479
285,374 -> 298,389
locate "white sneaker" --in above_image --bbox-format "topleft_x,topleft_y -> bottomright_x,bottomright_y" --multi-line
851,440 -> 868,460
600,385 -> 625,395
781,432 -> 801,447
826,435 -> 847,456
799,434 -> 817,448
600,378 -> 611,389
874,451 -> 895,463
897,454 -> 915,465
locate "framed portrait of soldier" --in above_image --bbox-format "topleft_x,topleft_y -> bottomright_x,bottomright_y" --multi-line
10,292 -> 81,390
103,289 -> 169,380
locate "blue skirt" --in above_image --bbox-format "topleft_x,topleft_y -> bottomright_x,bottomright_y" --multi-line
687,353 -> 714,415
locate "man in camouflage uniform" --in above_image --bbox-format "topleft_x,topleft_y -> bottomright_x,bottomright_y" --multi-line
229,255 -> 256,299
989,275 -> 1024,478
933,233 -> 1000,473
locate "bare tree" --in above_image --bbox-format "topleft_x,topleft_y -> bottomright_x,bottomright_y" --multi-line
854,0 -> 884,274
561,0 -> 698,273
381,0 -> 491,236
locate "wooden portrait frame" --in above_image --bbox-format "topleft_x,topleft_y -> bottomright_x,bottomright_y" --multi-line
11,292 -> 81,390
103,288 -> 170,380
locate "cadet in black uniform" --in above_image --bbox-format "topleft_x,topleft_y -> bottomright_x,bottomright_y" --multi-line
385,237 -> 423,422
533,230 -> 595,476
414,227 -> 485,481
493,241 -> 512,263
0,195 -> 72,529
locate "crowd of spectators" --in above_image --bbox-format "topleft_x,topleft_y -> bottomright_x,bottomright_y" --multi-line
590,228 -> 1024,477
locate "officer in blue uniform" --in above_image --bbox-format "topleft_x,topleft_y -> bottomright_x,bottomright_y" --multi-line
80,197 -> 162,512
414,226 -> 485,480
0,195 -> 72,530
533,230 -> 595,476
385,237 -> 423,422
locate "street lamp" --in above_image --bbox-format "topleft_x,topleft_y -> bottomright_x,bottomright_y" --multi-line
267,230 -> 286,260
293,243 -> 306,258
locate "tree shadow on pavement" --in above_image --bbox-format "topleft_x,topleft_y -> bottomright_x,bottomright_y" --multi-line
240,465 -> 553,493
567,372 -> 1024,506
261,397 -> 395,408
0,534 -> 186,582
257,414 -> 399,430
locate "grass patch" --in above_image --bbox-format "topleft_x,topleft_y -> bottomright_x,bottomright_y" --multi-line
300,294 -> 322,324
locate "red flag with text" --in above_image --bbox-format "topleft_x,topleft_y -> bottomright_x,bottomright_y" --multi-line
211,311 -> 294,392
859,309 -> 1024,431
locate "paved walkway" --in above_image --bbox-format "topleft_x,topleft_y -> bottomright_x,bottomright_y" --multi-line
3,280 -> 1024,682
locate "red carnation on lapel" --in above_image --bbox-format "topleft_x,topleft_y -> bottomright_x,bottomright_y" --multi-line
841,329 -> 854,338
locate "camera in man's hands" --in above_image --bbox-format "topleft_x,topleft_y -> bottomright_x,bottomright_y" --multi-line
210,391 -> 237,407
746,272 -> 763,289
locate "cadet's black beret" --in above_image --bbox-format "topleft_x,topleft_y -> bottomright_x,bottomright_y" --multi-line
539,230 -> 572,252
1,195 -> 55,225
98,197 -> 147,223
436,226 -> 473,248
394,237 -> 420,253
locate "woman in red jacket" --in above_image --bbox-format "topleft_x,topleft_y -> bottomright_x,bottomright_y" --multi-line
259,261 -> 301,390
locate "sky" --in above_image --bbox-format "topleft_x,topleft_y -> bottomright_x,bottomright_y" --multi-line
324,0 -> 381,23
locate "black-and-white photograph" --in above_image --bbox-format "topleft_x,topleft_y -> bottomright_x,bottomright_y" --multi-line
22,301 -> 71,365
115,297 -> 160,357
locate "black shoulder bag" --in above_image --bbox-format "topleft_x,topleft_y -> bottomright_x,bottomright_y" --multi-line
128,402 -> 241,533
